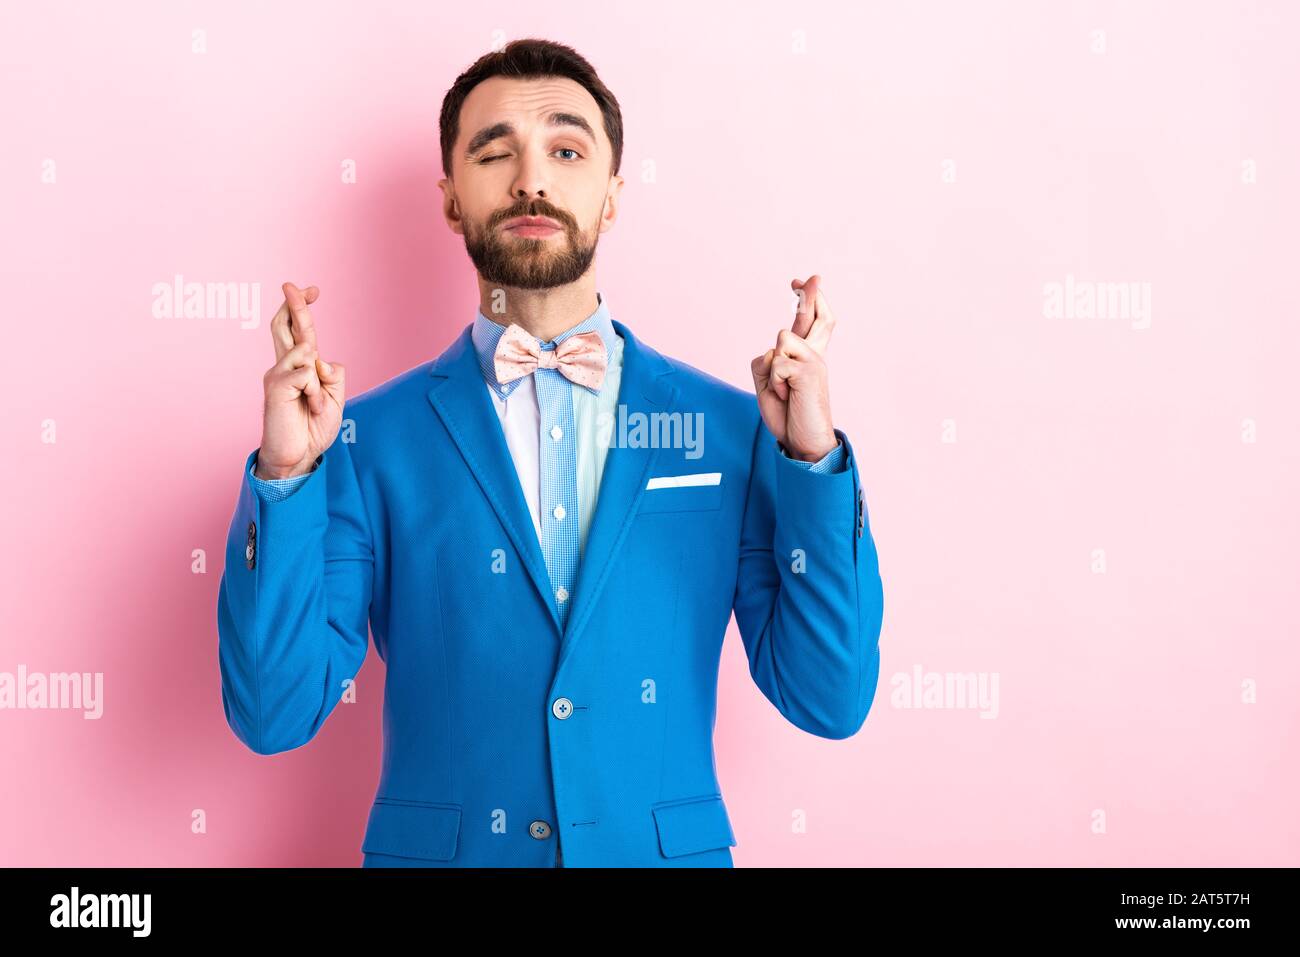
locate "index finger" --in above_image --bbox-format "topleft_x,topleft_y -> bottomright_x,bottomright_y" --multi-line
283,282 -> 319,353
791,275 -> 820,338
270,284 -> 318,361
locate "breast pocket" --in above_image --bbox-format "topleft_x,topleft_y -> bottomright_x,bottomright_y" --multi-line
638,482 -> 724,514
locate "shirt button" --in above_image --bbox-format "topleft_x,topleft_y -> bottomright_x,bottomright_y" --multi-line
552,697 -> 573,719
529,820 -> 552,839
552,504 -> 566,521
550,425 -> 563,441
556,586 -> 569,603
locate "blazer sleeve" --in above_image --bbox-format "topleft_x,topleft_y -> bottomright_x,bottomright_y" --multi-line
732,421 -> 884,739
216,440 -> 374,755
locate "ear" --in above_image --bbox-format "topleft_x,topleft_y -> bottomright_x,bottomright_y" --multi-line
599,174 -> 625,234
437,177 -> 463,235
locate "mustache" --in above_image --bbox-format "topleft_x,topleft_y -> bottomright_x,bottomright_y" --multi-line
489,199 -> 576,231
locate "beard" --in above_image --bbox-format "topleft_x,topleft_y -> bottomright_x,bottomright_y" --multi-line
462,198 -> 600,290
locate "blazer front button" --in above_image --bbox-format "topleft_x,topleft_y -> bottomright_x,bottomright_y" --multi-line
551,697 -> 573,719
529,820 -> 552,839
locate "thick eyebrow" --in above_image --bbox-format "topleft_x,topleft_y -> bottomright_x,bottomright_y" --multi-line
464,111 -> 597,158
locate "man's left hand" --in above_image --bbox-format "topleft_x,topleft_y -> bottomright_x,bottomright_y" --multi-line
751,274 -> 839,462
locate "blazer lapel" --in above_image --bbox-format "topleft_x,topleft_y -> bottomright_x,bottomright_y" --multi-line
558,320 -> 679,668
426,327 -> 561,635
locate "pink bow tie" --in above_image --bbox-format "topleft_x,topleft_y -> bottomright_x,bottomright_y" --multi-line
493,323 -> 607,392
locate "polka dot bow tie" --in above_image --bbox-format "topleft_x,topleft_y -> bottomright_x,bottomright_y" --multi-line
492,323 -> 607,392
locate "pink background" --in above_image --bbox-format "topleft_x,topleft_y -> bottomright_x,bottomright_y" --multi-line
1,1 -> 1297,866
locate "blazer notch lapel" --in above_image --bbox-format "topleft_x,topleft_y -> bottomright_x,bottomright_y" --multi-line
560,322 -> 679,656
425,328 -> 561,635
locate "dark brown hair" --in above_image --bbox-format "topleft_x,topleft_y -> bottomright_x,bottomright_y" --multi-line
438,38 -> 623,180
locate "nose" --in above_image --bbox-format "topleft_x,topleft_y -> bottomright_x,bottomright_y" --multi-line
511,148 -> 549,202
512,183 -> 547,202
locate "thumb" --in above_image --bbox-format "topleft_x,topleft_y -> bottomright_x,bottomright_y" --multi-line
317,358 -> 345,402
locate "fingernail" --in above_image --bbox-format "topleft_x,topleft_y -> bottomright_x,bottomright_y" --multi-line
320,360 -> 332,374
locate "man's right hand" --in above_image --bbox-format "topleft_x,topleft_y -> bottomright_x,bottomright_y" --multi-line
255,281 -> 346,480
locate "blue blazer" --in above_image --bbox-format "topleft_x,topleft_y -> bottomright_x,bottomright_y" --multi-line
217,319 -> 884,867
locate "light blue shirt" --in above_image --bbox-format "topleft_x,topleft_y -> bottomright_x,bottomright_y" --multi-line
470,293 -> 624,559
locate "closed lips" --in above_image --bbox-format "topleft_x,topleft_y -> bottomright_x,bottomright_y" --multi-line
503,217 -> 561,230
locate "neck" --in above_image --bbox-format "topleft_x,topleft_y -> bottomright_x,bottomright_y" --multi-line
475,276 -> 600,342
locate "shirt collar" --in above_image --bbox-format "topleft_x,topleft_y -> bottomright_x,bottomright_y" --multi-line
471,290 -> 616,399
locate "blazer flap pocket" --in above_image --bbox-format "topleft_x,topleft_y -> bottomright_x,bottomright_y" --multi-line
361,799 -> 462,861
651,793 -> 736,858
639,480 -> 724,514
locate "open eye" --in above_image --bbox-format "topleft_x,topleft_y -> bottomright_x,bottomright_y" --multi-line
555,148 -> 581,161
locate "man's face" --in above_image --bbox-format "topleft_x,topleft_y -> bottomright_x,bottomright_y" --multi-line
439,75 -> 623,291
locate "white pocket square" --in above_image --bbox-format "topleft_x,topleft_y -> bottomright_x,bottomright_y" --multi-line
645,472 -> 722,490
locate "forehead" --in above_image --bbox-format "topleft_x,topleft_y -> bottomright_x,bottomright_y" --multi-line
458,75 -> 603,143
